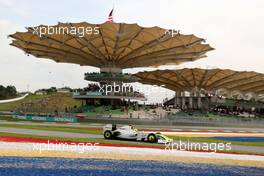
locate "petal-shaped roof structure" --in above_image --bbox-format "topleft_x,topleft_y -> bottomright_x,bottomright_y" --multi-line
9,22 -> 213,69
135,68 -> 264,95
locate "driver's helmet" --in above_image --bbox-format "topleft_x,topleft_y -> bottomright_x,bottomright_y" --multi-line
129,124 -> 137,131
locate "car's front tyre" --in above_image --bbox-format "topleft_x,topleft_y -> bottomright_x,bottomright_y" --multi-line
147,133 -> 157,143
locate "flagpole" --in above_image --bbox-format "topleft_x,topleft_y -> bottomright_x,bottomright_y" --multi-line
112,3 -> 114,22
107,5 -> 114,23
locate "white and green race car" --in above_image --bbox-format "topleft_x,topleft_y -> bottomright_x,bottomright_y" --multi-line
103,124 -> 173,144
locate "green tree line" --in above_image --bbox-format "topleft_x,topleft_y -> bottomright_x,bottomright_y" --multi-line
0,85 -> 17,100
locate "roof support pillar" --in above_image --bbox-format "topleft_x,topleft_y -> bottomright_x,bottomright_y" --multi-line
181,91 -> 186,110
197,91 -> 202,109
189,92 -> 193,110
174,91 -> 181,108
174,92 -> 177,108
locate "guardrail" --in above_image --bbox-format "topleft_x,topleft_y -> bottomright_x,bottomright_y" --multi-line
1,111 -> 263,127
12,114 -> 78,123
78,115 -> 264,127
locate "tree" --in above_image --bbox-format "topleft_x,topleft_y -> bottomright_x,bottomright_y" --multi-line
0,85 -> 17,100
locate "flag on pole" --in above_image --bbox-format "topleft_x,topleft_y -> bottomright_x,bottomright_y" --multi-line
107,9 -> 114,23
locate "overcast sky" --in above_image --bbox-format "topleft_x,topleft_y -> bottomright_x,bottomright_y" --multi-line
0,0 -> 264,103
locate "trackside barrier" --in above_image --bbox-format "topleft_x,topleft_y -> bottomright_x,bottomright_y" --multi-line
13,115 -> 78,123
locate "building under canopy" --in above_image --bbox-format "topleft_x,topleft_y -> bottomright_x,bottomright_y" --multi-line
135,68 -> 264,94
135,68 -> 264,109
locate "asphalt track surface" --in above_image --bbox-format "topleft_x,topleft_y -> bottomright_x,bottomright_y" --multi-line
0,126 -> 263,154
1,120 -> 264,133
0,156 -> 263,176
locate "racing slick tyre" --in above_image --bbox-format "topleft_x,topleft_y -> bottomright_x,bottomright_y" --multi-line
147,133 -> 157,143
104,130 -> 113,139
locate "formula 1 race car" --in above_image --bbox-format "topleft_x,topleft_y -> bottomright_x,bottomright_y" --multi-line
103,124 -> 173,144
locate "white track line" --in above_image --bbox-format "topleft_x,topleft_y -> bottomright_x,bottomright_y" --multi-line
0,142 -> 263,161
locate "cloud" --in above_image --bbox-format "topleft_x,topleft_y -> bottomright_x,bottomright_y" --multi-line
0,0 -> 14,7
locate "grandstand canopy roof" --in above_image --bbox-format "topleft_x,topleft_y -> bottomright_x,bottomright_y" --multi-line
135,68 -> 264,95
9,22 -> 213,69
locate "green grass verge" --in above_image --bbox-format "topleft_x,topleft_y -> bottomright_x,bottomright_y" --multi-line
0,116 -> 19,121
0,124 -> 101,135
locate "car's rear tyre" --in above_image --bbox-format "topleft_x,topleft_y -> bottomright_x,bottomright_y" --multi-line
147,133 -> 157,143
104,130 -> 113,139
